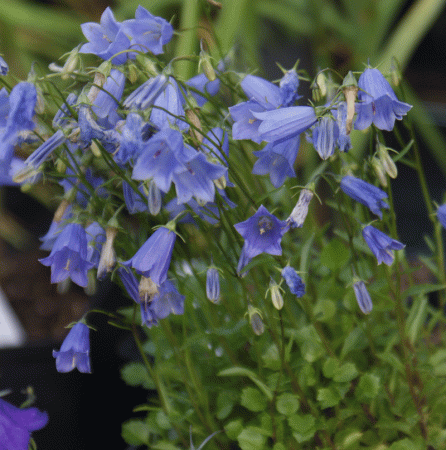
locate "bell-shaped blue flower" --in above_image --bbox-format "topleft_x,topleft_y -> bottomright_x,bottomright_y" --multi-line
355,68 -> 412,131
234,205 -> 288,259
206,267 -> 220,303
123,73 -> 169,110
279,69 -> 301,107
241,74 -> 282,109
229,100 -> 269,143
254,106 -> 317,144
353,280 -> 373,314
121,6 -> 173,56
123,181 -> 148,214
172,152 -> 228,204
132,128 -> 192,193
114,113 -> 145,165
340,175 -> 389,218
437,204 -> 446,229
309,116 -> 339,160
281,266 -> 305,297
79,7 -> 131,65
39,222 -> 94,287
252,136 -> 299,188
86,222 -> 106,268
0,397 -> 48,450
125,225 -> 176,286
151,279 -> 185,320
52,322 -> 91,373
362,225 -> 405,265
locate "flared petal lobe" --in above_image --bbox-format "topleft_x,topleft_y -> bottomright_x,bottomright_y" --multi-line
362,225 -> 405,265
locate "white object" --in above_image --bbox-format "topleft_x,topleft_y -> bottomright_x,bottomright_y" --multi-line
0,287 -> 27,347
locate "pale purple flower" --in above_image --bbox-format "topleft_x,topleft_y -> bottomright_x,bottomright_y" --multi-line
353,280 -> 373,314
362,225 -> 405,265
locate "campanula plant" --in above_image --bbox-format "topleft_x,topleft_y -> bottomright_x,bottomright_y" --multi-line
2,4 -> 446,450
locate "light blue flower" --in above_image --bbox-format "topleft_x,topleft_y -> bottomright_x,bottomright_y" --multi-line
353,280 -> 373,314
52,322 -> 91,373
362,225 -> 405,265
340,175 -> 389,218
281,266 -> 305,297
355,68 -> 412,131
437,204 -> 446,229
206,267 -> 220,303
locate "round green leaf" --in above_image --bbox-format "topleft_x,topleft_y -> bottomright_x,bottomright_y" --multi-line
276,393 -> 300,416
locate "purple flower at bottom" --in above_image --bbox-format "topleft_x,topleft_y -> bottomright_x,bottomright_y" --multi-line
53,322 -> 91,373
362,225 -> 405,265
234,205 -> 288,259
0,397 -> 48,450
39,222 -> 94,287
281,266 -> 305,297
353,280 -> 373,314
125,226 -> 176,286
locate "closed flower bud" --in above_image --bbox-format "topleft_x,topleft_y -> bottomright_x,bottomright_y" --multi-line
186,108 -> 203,145
312,72 -> 327,102
248,305 -> 264,335
199,42 -> 217,82
148,179 -> 162,215
377,143 -> 397,179
97,227 -> 118,279
353,280 -> 373,314
206,267 -> 220,303
287,188 -> 314,228
371,156 -> 387,187
269,278 -> 284,310
281,266 -> 305,297
342,71 -> 358,135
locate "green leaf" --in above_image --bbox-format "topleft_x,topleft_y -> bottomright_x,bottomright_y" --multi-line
224,419 -> 243,440
237,426 -> 267,450
261,344 -> 281,370
333,362 -> 359,383
317,387 -> 342,408
313,299 -> 336,322
403,283 -> 446,298
276,393 -> 300,416
320,238 -> 350,271
121,362 -> 155,389
155,411 -> 171,430
287,414 -> 316,443
295,326 -> 325,362
405,297 -> 428,345
152,442 -> 181,450
341,327 -> 368,359
218,367 -> 273,401
121,420 -> 150,446
240,387 -> 268,412
322,358 -> 339,379
355,373 -> 380,401
217,390 -> 238,420
388,438 -> 419,450
429,349 -> 446,377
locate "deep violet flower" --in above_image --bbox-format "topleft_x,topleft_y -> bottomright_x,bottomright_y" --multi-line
353,280 -> 373,314
0,397 -> 48,450
355,68 -> 412,131
362,225 -> 405,265
281,266 -> 305,297
340,175 -> 389,218
125,226 -> 176,286
234,205 -> 288,259
52,322 -> 91,373
39,222 -> 94,287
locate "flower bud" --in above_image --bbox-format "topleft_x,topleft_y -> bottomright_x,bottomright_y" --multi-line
312,72 -> 327,102
186,108 -> 203,145
269,279 -> 284,310
199,42 -> 217,82
206,267 -> 220,303
371,156 -> 387,187
287,188 -> 314,228
281,266 -> 305,297
352,280 -> 373,314
377,143 -> 397,179
97,227 -> 118,279
248,305 -> 264,335
342,71 -> 358,135
148,179 -> 162,215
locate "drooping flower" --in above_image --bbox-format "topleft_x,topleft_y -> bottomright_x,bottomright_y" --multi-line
281,266 -> 305,297
340,175 -> 389,218
234,205 -> 288,259
279,68 -> 301,106
0,397 -> 48,450
252,136 -> 300,188
85,221 -> 106,268
254,106 -> 317,144
308,116 -> 339,160
125,225 -> 176,286
150,279 -> 185,320
355,67 -> 412,131
353,280 -> 373,314
52,322 -> 91,373
362,225 -> 405,265
287,188 -> 314,228
39,222 -> 94,287
206,267 -> 220,303
437,204 -> 446,229
123,73 -> 169,110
